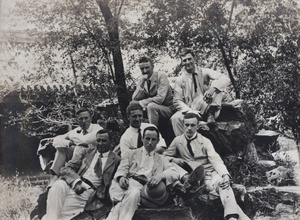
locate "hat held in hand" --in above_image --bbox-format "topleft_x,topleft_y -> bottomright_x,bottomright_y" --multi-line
140,181 -> 169,208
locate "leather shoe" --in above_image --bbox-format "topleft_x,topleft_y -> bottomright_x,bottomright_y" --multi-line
183,165 -> 205,189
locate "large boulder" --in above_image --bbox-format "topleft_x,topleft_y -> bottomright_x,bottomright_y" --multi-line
198,99 -> 258,157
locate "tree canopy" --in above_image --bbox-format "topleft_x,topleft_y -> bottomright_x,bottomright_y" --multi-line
0,0 -> 299,139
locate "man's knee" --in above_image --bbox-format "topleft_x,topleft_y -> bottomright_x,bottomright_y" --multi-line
126,188 -> 141,201
49,180 -> 69,195
171,111 -> 182,124
147,102 -> 159,112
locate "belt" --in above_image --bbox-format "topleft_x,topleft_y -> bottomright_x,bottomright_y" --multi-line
81,177 -> 97,190
131,176 -> 147,186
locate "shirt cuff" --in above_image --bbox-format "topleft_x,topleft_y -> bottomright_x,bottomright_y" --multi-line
72,179 -> 82,188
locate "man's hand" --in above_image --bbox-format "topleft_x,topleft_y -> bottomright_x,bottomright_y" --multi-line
148,174 -> 163,189
119,176 -> 129,190
69,140 -> 75,147
187,110 -> 202,119
219,174 -> 231,189
171,158 -> 186,166
130,100 -> 140,106
203,87 -> 216,103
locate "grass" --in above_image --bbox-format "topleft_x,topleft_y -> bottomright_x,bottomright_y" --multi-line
0,172 -> 45,220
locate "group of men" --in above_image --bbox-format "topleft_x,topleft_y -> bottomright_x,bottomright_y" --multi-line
33,48 -> 250,220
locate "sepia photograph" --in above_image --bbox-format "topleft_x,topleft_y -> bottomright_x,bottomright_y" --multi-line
0,0 -> 299,219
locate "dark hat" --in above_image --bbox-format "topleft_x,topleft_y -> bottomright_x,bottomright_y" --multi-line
140,181 -> 169,208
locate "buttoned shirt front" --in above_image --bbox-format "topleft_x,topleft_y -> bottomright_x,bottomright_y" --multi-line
119,122 -> 166,155
135,147 -> 155,180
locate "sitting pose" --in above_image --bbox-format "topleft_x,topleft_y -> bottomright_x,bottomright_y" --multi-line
106,126 -> 178,220
164,113 -> 250,220
41,129 -> 120,220
131,55 -> 175,126
117,102 -> 167,156
171,48 -> 230,135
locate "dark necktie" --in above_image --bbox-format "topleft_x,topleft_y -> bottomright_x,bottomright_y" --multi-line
137,128 -> 143,148
94,154 -> 103,177
192,73 -> 198,93
147,79 -> 151,91
82,129 -> 88,135
186,135 -> 197,157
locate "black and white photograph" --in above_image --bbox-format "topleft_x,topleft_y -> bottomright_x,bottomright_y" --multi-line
0,0 -> 299,219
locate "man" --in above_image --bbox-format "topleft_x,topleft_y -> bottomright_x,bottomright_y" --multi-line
106,126 -> 178,220
171,48 -> 230,135
131,56 -> 175,126
118,102 -> 167,156
31,108 -> 103,220
42,129 -> 121,220
164,113 -> 250,220
50,107 -> 103,177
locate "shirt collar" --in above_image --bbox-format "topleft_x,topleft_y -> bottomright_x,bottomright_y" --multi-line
129,126 -> 139,133
101,151 -> 110,158
185,133 -> 197,141
142,146 -> 154,156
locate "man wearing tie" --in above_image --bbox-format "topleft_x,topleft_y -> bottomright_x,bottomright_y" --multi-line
118,102 -> 167,156
131,56 -> 175,127
49,107 -> 103,177
42,129 -> 121,220
106,126 -> 178,220
171,48 -> 230,135
164,113 -> 250,220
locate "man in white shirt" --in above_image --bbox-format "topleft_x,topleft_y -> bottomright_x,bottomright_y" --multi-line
164,113 -> 250,220
171,48 -> 230,135
117,102 -> 167,156
106,126 -> 178,220
49,108 -> 103,177
42,129 -> 120,220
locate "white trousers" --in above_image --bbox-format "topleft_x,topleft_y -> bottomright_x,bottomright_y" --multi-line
106,179 -> 144,220
42,180 -> 94,220
205,169 -> 250,220
171,92 -> 223,136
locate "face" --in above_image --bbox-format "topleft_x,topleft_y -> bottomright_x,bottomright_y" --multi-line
139,61 -> 153,78
129,109 -> 143,128
143,130 -> 159,152
183,117 -> 199,138
181,53 -> 196,73
77,111 -> 92,131
96,133 -> 110,153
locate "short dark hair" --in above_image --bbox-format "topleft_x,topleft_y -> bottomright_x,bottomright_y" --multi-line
143,126 -> 159,139
75,107 -> 91,117
96,128 -> 111,140
138,56 -> 153,65
179,47 -> 195,58
184,112 -> 200,121
126,101 -> 143,116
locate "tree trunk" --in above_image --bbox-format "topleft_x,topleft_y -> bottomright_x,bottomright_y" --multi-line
96,0 -> 130,119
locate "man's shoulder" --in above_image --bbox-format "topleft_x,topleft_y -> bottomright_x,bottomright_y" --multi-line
109,151 -> 121,162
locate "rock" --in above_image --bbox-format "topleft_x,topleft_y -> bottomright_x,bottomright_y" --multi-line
254,129 -> 280,160
133,205 -> 193,220
199,99 -> 257,157
244,142 -> 259,163
265,166 -> 289,183
256,160 -> 277,168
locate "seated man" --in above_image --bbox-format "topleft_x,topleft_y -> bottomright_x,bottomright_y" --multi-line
117,102 -> 167,156
49,107 -> 103,178
171,48 -> 230,135
41,129 -> 120,220
131,55 -> 175,127
164,113 -> 250,220
106,126 -> 178,220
